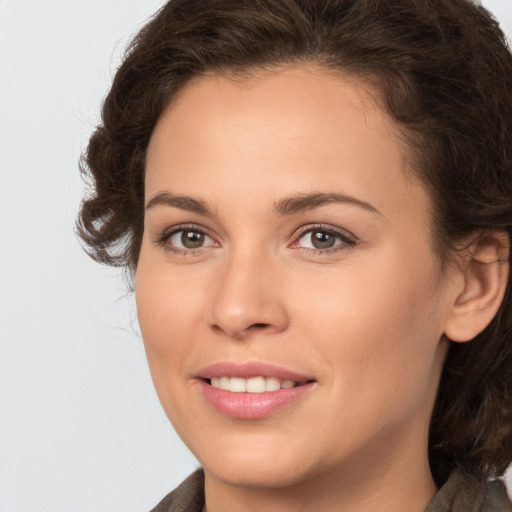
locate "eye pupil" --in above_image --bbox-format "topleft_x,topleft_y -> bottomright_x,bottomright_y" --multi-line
181,230 -> 205,249
311,230 -> 335,249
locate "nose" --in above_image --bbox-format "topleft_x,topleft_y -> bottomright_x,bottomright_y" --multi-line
207,250 -> 289,340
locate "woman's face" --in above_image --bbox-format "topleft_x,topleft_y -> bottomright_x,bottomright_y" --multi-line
137,67 -> 457,489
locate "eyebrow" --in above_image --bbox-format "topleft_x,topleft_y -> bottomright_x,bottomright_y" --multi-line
145,192 -> 215,216
145,191 -> 381,217
274,192 -> 381,216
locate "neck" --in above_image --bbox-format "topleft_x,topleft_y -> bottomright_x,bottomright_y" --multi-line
202,424 -> 437,512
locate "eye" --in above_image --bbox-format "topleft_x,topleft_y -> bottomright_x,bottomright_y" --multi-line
301,230 -> 340,250
170,229 -> 212,249
157,225 -> 218,253
291,225 -> 356,253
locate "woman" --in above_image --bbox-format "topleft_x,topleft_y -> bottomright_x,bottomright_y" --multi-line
78,0 -> 512,510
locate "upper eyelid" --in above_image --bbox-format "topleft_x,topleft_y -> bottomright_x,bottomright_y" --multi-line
161,223 -> 212,238
292,223 -> 357,241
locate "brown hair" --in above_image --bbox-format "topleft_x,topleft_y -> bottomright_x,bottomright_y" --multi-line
78,0 -> 512,484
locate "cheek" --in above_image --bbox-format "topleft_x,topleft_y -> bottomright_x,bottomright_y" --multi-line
135,262 -> 209,379
135,263 -> 217,436
289,247 -> 445,414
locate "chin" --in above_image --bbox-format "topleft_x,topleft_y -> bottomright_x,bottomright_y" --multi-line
203,453 -> 312,489
186,429 -> 315,489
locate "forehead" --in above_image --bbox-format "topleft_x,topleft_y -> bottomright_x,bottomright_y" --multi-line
145,66 -> 429,223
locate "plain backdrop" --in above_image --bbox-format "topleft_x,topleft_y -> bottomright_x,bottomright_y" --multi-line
0,1 -> 511,511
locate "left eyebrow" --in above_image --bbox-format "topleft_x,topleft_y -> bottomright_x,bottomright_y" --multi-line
274,192 -> 381,216
145,191 -> 214,217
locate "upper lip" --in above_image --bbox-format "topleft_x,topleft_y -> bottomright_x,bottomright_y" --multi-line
196,362 -> 315,383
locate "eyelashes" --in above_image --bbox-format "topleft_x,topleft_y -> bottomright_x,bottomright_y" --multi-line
155,223 -> 357,257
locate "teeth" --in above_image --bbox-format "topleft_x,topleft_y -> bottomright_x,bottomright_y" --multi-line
246,376 -> 265,393
265,377 -> 281,392
229,377 -> 246,392
209,376 -> 298,392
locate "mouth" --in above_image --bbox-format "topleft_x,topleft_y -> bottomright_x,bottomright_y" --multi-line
196,362 -> 316,419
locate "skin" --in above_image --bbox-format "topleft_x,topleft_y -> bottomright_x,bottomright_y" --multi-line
136,66 -> 505,512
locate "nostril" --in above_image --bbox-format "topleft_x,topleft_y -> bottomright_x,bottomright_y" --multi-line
208,320 -> 278,340
250,323 -> 271,330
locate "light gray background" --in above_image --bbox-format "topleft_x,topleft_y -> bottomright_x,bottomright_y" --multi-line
0,1 -> 511,511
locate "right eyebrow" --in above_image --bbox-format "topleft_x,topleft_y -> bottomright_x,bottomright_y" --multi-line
274,192 -> 381,216
145,191 -> 215,217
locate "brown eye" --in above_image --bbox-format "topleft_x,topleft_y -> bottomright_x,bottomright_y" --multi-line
169,229 -> 214,250
293,226 -> 355,253
310,230 -> 335,249
181,230 -> 204,248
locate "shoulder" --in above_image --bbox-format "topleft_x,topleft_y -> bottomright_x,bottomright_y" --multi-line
481,479 -> 512,512
426,470 -> 512,512
149,469 -> 205,512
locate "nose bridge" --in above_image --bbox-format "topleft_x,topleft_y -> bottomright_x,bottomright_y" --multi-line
208,243 -> 288,339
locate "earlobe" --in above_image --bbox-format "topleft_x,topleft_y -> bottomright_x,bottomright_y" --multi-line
443,231 -> 509,343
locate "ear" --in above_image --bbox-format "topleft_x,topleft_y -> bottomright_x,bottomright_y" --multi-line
443,231 -> 509,343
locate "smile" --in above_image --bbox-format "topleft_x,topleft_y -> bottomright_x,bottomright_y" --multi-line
209,376 -> 298,392
197,362 -> 316,419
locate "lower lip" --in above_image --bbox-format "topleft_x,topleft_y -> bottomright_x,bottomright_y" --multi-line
198,380 -> 315,419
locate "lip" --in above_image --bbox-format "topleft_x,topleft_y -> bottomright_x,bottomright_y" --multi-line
197,361 -> 314,382
196,362 -> 316,419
